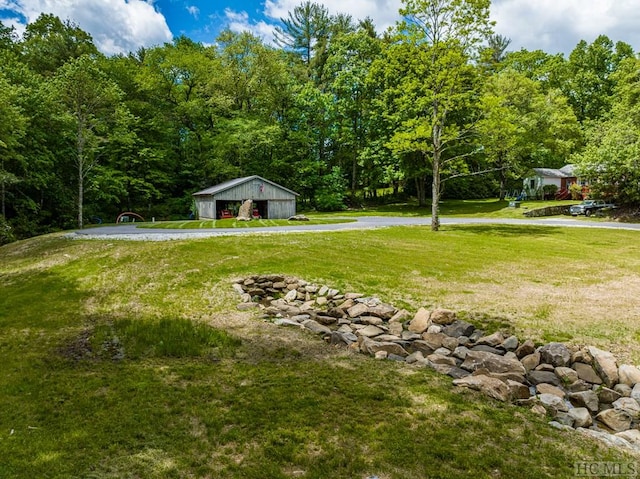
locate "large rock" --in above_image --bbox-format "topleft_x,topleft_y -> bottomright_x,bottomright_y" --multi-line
568,390 -> 599,413
357,325 -> 385,338
618,364 -> 640,386
408,308 -> 431,334
460,350 -> 526,375
409,340 -> 436,356
631,383 -> 640,402
347,303 -> 370,318
569,408 -> 593,428
536,383 -> 565,399
430,308 -> 456,325
502,335 -> 519,352
596,409 -> 632,433
578,428 -> 635,450
236,199 -> 253,220
442,320 -> 475,338
612,397 -> 640,419
616,429 -> 640,446
538,393 -> 568,414
368,304 -> 396,320
599,387 -> 622,404
520,352 -> 541,372
508,380 -> 531,400
527,370 -> 561,387
302,319 -> 332,335
554,366 -> 578,385
421,332 -> 448,350
359,337 -> 409,357
572,362 -> 603,385
588,346 -> 619,387
453,375 -> 511,402
475,332 -> 504,348
539,342 -> 572,367
515,339 -> 536,359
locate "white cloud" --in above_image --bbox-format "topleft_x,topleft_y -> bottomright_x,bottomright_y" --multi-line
224,8 -> 278,44
491,0 -> 640,55
264,0 -> 401,36
187,5 -> 199,19
0,0 -> 173,55
260,0 -> 640,56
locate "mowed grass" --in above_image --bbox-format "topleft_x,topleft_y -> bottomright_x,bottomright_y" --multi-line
136,218 -> 355,229
311,199 -> 579,219
1,225 -> 640,478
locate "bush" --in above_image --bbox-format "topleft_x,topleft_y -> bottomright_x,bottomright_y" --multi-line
542,184 -> 558,200
0,216 -> 16,245
315,167 -> 347,212
569,183 -> 582,200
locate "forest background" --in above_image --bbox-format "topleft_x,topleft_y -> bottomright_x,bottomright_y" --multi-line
1,0 -> 639,240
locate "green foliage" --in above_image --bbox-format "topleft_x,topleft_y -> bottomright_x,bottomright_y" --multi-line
315,167 -> 347,211
574,57 -> 640,205
543,184 -> 558,198
569,182 -> 582,200
0,215 -> 15,245
0,9 -> 638,240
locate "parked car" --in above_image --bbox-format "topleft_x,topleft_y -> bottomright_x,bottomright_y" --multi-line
569,199 -> 616,217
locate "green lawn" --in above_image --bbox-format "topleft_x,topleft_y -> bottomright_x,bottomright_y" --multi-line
307,198 -> 580,219
1,224 -> 638,478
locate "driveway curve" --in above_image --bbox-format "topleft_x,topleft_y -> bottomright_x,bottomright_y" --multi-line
70,216 -> 640,240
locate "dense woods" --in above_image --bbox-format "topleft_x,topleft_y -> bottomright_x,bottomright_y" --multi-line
0,0 -> 638,239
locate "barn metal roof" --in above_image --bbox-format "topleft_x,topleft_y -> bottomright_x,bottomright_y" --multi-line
192,175 -> 299,197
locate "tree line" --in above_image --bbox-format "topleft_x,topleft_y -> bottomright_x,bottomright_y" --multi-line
0,0 -> 638,240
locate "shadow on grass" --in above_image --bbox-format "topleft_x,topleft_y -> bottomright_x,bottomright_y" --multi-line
446,224 -> 563,237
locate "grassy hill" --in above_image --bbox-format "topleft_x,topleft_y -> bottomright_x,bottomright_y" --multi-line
1,224 -> 639,478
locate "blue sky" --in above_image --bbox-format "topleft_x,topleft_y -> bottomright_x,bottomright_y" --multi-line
1,1 -> 639,56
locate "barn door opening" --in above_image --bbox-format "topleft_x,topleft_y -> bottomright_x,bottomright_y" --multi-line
253,200 -> 268,219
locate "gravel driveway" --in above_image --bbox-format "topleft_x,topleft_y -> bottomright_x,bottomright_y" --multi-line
69,216 -> 640,241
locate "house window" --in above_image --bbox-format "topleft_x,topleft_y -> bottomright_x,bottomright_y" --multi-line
530,179 -> 536,189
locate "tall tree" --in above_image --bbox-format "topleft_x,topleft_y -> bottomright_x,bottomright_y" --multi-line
274,1 -> 331,81
326,28 -> 382,198
575,57 -> 640,205
53,55 -> 122,229
564,35 -> 634,123
393,0 -> 493,230
477,70 -> 580,200
21,13 -> 98,75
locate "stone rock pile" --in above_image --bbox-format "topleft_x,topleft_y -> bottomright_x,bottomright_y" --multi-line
234,275 -> 640,453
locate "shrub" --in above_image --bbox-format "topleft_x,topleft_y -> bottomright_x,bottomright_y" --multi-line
542,184 -> 558,199
0,215 -> 15,245
315,167 -> 347,212
569,183 -> 583,200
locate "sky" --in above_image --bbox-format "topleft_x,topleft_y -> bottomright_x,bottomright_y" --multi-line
1,0 -> 639,57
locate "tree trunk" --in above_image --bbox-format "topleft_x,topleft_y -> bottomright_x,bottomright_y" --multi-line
431,153 -> 440,232
77,122 -> 85,230
498,154 -> 507,201
78,163 -> 83,230
415,175 -> 427,207
431,116 -> 443,231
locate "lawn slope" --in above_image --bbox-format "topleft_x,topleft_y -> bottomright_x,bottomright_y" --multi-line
1,225 -> 638,478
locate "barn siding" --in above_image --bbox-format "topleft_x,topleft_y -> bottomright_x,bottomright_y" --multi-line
268,199 -> 296,219
194,177 -> 298,220
214,179 -> 293,202
195,197 -> 216,219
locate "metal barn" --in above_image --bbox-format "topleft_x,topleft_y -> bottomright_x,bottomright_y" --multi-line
193,176 -> 299,220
